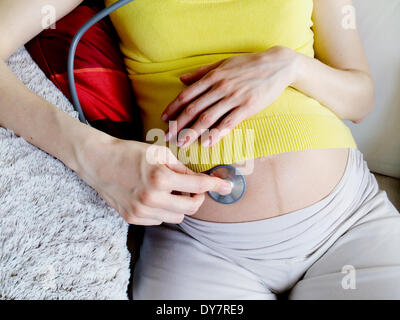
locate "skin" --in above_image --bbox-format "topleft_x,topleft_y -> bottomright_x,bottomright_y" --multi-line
0,0 -> 373,224
163,1 -> 373,146
0,0 -> 231,226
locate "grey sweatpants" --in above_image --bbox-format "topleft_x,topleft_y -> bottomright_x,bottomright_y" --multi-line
133,148 -> 400,299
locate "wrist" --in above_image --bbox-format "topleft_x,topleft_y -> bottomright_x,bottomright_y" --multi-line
290,50 -> 308,88
262,46 -> 305,87
73,124 -> 148,179
72,124 -> 117,175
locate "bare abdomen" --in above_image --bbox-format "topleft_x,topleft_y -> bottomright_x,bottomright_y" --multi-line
192,148 -> 350,223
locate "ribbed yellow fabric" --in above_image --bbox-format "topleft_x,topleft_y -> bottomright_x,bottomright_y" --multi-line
105,0 -> 357,172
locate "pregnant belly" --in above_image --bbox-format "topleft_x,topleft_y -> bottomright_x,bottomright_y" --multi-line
192,148 -> 350,223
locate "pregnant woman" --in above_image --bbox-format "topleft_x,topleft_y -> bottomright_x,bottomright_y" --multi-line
1,0 -> 399,299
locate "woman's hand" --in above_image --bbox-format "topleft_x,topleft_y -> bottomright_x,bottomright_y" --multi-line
162,46 -> 299,148
76,134 -> 232,225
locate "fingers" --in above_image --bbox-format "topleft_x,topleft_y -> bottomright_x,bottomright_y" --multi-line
206,106 -> 251,146
145,162 -> 232,195
166,170 -> 232,195
124,217 -> 163,226
162,80 -> 213,122
129,202 -> 186,224
126,184 -> 207,225
150,159 -> 232,194
143,206 -> 186,224
118,209 -> 163,226
120,188 -> 205,225
162,68 -> 225,121
125,193 -> 205,225
165,89 -> 225,143
177,98 -> 238,148
179,60 -> 224,84
148,140 -> 233,195
137,189 -> 205,215
165,157 -> 195,175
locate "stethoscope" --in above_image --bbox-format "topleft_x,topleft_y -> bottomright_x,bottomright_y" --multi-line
67,0 -> 246,204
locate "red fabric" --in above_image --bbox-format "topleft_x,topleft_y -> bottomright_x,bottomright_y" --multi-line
52,69 -> 133,121
26,2 -> 142,140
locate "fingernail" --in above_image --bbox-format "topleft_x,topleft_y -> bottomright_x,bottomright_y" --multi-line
177,139 -> 185,147
221,182 -> 232,195
178,135 -> 191,148
201,137 -> 211,147
161,113 -> 168,121
165,132 -> 171,141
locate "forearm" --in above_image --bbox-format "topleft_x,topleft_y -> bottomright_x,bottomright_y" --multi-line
0,58 -> 111,173
291,51 -> 374,123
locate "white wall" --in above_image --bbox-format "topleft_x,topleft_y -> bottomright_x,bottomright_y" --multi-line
347,0 -> 400,177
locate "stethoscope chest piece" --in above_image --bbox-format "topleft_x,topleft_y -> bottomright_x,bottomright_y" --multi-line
207,165 -> 246,205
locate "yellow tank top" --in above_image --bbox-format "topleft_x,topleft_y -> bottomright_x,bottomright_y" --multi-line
105,0 -> 356,172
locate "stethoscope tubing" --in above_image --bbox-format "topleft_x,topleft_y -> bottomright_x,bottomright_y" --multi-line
67,0 -> 246,204
67,0 -> 134,124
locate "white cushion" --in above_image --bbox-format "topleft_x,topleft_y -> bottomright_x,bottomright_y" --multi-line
345,0 -> 400,178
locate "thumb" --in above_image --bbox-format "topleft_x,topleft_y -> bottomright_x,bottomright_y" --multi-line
166,159 -> 232,195
207,175 -> 233,195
